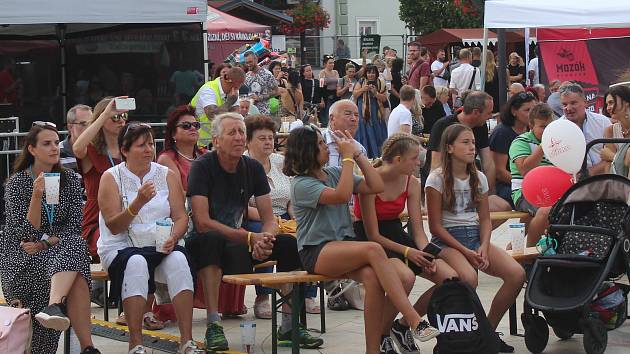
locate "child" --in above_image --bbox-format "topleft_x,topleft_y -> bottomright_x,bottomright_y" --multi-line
354,133 -> 457,353
425,124 -> 526,353
508,103 -> 555,246
285,126 -> 439,354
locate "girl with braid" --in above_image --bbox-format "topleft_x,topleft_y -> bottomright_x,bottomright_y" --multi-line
425,124 -> 525,353
354,133 -> 457,353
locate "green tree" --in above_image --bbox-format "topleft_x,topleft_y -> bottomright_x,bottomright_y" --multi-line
399,0 -> 485,35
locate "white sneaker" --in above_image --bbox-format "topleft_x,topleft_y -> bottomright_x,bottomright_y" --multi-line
128,345 -> 146,354
178,340 -> 205,354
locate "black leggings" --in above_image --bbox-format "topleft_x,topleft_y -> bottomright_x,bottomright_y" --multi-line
353,219 -> 423,275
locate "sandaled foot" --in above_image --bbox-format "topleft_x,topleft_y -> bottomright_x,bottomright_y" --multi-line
143,312 -> 165,330
305,297 -> 321,314
115,312 -> 127,326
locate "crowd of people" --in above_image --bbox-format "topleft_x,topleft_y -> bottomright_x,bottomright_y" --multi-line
2,40 -> 630,354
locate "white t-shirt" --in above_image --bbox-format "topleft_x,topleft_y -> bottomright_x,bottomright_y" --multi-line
387,104 -> 413,137
425,169 -> 489,228
449,63 -> 481,95
527,58 -> 539,86
431,60 -> 448,87
195,79 -> 240,118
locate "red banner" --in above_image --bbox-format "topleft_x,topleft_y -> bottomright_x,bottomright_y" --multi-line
539,40 -> 598,85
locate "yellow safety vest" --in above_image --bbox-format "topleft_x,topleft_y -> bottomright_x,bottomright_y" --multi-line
190,77 -> 224,147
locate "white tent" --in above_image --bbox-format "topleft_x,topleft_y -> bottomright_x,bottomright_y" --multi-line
0,0 -> 208,112
484,0 -> 630,29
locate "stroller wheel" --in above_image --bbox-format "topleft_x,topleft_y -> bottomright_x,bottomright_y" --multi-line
523,314 -> 549,353
552,326 -> 574,340
583,318 -> 607,354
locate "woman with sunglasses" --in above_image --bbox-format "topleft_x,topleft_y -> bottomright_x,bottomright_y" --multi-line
73,97 -> 165,329
98,122 -> 203,354
489,91 -> 537,208
2,123 -> 101,353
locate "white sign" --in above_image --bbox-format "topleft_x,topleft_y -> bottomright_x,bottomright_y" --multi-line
272,35 -> 286,52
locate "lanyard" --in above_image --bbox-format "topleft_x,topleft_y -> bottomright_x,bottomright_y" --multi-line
29,166 -> 55,227
107,151 -> 116,167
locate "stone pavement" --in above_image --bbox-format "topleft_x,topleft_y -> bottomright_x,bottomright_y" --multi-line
50,221 -> 629,353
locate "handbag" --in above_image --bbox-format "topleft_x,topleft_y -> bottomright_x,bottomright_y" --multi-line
0,301 -> 32,354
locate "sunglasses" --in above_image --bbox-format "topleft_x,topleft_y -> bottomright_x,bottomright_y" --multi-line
32,121 -> 57,128
112,112 -> 129,122
176,121 -> 201,130
515,91 -> 535,101
123,122 -> 152,138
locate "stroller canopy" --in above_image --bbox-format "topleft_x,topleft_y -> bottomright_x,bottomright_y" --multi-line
555,174 -> 630,207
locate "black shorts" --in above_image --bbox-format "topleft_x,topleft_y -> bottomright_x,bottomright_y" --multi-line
185,231 -> 302,275
299,236 -> 355,274
353,219 -> 423,275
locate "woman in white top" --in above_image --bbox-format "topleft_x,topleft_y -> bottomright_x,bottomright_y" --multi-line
601,85 -> 630,176
98,122 -> 202,354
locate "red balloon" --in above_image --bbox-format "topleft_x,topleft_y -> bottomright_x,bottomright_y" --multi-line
522,166 -> 574,207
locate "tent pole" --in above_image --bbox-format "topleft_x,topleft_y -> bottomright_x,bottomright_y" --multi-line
202,21 -> 209,82
480,28 -> 488,91
497,28 -> 507,109
58,24 -> 67,120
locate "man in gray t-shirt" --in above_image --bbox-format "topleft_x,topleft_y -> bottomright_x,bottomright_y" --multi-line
291,166 -> 363,251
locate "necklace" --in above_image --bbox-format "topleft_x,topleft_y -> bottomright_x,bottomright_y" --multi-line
176,148 -> 195,161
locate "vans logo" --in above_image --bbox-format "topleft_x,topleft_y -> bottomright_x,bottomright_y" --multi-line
436,313 -> 479,333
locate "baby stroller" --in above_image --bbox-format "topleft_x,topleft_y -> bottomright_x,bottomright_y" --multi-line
522,139 -> 630,354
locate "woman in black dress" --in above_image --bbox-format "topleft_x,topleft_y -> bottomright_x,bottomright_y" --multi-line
1,123 -> 99,353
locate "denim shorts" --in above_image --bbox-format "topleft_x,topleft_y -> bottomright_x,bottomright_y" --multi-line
431,226 -> 481,251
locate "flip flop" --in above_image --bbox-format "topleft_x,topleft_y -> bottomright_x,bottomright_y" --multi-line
143,312 -> 165,330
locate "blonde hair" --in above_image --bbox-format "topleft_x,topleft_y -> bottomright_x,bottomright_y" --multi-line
374,133 -> 421,167
485,51 -> 496,82
90,97 -> 113,154
435,86 -> 449,99
411,89 -> 423,121
509,52 -> 524,67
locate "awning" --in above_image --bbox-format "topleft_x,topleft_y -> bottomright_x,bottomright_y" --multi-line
206,7 -> 270,42
419,28 -> 532,46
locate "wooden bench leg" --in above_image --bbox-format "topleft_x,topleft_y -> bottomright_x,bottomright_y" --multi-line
271,290 -> 278,354
509,302 -> 517,335
319,282 -> 326,333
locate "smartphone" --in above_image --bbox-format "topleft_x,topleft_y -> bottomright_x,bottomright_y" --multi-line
423,242 -> 443,261
114,97 -> 136,110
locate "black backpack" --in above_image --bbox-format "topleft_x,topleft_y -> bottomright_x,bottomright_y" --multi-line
428,278 -> 499,354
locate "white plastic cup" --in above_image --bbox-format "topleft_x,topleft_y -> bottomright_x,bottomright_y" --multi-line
509,223 -> 526,254
155,219 -> 173,253
240,321 -> 256,353
386,81 -> 392,90
281,121 -> 290,133
319,78 -> 325,88
349,82 -> 355,91
43,172 -> 60,205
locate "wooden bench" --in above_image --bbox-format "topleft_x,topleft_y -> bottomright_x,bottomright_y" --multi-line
223,271 -> 341,354
400,210 -> 530,222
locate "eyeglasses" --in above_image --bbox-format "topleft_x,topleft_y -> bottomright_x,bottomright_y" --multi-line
111,112 -> 129,122
176,121 -> 201,130
123,122 -> 152,138
67,121 -> 89,127
32,121 -> 57,128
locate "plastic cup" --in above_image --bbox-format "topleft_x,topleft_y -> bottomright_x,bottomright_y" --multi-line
43,172 -> 60,205
509,223 -> 526,254
319,78 -> 325,88
281,121 -> 290,133
155,219 -> 173,253
240,321 -> 256,353
349,82 -> 355,91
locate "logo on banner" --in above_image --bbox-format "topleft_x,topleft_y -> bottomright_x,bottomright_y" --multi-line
541,41 -> 598,85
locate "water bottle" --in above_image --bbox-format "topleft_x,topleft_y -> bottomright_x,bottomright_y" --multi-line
240,320 -> 257,353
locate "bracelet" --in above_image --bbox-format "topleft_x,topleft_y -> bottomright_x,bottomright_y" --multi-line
342,157 -> 355,164
126,206 -> 138,217
41,239 -> 52,249
247,232 -> 253,253
403,247 -> 410,267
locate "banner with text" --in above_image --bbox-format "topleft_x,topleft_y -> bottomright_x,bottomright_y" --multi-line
360,35 -> 381,56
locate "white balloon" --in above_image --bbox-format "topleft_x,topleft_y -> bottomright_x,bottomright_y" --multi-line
541,119 -> 586,174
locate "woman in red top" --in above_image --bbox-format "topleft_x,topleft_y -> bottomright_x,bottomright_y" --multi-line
354,133 -> 457,353
73,97 -> 165,330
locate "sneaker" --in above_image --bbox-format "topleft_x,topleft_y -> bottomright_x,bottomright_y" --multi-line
204,321 -> 229,351
391,319 -> 421,354
177,340 -> 205,354
277,324 -> 324,349
411,319 -> 440,343
35,303 -> 70,331
128,345 -> 146,354
327,285 -> 350,311
496,332 -> 514,353
80,346 -> 101,354
380,336 -> 398,354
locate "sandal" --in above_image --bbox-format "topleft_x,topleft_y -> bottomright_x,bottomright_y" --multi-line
254,297 -> 272,319
143,312 -> 165,330
115,312 -> 127,326
177,340 -> 205,353
305,297 -> 321,314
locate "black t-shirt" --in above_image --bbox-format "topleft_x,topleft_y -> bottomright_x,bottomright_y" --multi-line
508,64 -> 526,85
389,72 -> 403,109
427,114 -> 489,154
421,102 -> 447,134
489,123 -> 518,171
187,151 -> 270,229
300,78 -> 322,105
